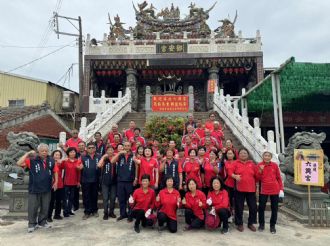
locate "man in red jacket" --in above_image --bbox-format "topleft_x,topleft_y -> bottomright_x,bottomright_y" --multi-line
256,150 -> 283,234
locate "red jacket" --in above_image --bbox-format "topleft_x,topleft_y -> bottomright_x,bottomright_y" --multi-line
107,131 -> 122,144
194,128 -> 205,139
155,188 -> 181,221
211,130 -> 224,148
124,129 -> 135,140
228,160 -> 257,192
207,190 -> 230,211
60,159 -> 81,186
129,136 -> 146,152
256,161 -> 283,195
224,160 -> 235,188
183,160 -> 202,188
130,187 -> 155,212
139,157 -> 158,186
65,138 -> 83,151
203,160 -> 219,188
184,190 -> 206,220
54,161 -> 64,189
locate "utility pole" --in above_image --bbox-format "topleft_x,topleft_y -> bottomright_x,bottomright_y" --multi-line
53,12 -> 84,112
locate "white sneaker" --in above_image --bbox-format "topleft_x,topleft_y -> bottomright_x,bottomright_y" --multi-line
27,227 -> 36,233
228,217 -> 233,223
37,222 -> 52,229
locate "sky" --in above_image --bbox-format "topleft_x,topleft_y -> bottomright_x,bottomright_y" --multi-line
1,0 -> 330,93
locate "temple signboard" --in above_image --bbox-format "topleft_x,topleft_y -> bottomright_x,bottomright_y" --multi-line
156,43 -> 187,54
152,95 -> 189,112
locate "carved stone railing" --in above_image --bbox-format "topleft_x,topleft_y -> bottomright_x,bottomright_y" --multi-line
85,30 -> 262,55
79,88 -> 131,142
213,89 -> 278,163
89,90 -> 122,113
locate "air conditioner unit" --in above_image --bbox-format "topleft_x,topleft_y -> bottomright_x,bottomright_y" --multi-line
62,91 -> 75,111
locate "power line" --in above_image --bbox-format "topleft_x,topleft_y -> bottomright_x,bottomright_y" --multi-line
4,43 -> 73,74
0,43 -> 76,49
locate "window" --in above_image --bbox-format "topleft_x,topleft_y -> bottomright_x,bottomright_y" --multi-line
8,99 -> 25,107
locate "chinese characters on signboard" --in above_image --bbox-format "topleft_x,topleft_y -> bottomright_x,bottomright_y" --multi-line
294,149 -> 324,187
156,43 -> 187,54
152,95 -> 189,112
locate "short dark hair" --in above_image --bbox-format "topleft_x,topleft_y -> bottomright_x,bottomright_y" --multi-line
134,128 -> 141,132
94,132 -> 101,136
186,179 -> 198,192
141,174 -> 150,181
166,148 -> 175,155
225,149 -> 236,160
87,142 -> 95,147
177,146 -> 185,152
188,148 -> 197,156
51,150 -> 63,159
165,176 -> 174,183
66,147 -> 77,157
238,148 -> 249,156
210,176 -> 224,191
143,147 -> 154,157
209,148 -> 219,157
198,146 -> 206,152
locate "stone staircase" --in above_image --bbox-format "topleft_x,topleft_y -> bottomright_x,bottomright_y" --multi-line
193,111 -> 243,150
117,112 -> 147,133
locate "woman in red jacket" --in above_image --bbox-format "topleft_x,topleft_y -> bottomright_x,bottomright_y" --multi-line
155,176 -> 181,233
256,150 -> 283,234
182,179 -> 206,230
136,147 -> 159,190
229,148 -> 257,232
223,149 -> 236,215
47,150 -> 64,221
60,147 -> 81,217
207,177 -> 230,234
183,149 -> 202,189
129,174 -> 156,233
202,149 -> 220,195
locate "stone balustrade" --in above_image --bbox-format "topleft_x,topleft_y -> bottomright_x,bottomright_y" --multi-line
213,88 -> 278,163
79,88 -> 131,142
89,90 -> 123,113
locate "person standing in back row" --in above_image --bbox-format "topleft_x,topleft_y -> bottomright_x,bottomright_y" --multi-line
79,142 -> 101,220
256,150 -> 284,234
229,148 -> 258,232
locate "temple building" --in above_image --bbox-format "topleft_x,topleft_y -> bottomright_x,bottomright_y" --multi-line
82,2 -> 263,112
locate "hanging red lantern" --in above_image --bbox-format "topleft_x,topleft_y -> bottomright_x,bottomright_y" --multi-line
107,70 -> 112,76
234,68 -> 239,74
159,70 -> 164,76
198,69 -> 203,75
192,69 -> 197,75
228,68 -> 233,74
148,70 -> 153,75
118,70 -> 122,76
142,70 -> 146,76
102,70 -> 106,76
223,68 -> 228,74
96,71 -> 101,76
187,69 -> 192,75
239,67 -> 245,74
181,69 -> 185,75
153,70 -> 158,76
164,70 -> 169,75
175,70 -> 180,76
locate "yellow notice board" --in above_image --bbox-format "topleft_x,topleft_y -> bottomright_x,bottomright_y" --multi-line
294,149 -> 324,187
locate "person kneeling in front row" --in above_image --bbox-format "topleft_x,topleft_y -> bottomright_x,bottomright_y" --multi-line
129,174 -> 156,233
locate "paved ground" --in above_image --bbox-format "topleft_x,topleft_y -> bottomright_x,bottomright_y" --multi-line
0,206 -> 329,246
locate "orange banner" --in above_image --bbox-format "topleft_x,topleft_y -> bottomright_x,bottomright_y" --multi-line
152,95 -> 189,112
208,79 -> 217,93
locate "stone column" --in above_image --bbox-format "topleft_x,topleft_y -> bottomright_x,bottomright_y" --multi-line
82,59 -> 91,112
207,66 -> 219,110
126,68 -> 138,111
145,86 -> 151,113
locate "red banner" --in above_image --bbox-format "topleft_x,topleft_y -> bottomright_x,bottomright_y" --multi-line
208,79 -> 217,93
152,95 -> 189,112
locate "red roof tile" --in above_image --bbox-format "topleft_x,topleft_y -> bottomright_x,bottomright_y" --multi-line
0,115 -> 70,149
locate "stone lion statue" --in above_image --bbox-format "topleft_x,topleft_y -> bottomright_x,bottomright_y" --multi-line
0,131 -> 40,176
279,132 -> 329,189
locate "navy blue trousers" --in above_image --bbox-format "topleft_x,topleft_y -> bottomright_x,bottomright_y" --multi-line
117,181 -> 133,217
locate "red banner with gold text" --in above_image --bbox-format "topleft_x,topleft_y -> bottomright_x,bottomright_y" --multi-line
152,95 -> 189,112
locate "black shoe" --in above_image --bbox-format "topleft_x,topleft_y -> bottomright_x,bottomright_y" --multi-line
53,215 -> 63,220
47,218 -> 53,223
69,211 -> 75,216
73,207 -> 79,211
221,228 -> 229,234
134,225 -> 140,233
116,216 -> 127,221
109,213 -> 117,218
270,226 -> 276,234
258,225 -> 265,232
103,214 -> 109,220
127,217 -> 133,223
63,214 -> 70,218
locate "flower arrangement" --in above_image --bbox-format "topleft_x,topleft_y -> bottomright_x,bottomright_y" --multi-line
144,116 -> 185,149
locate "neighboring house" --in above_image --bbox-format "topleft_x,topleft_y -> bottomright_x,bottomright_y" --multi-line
0,71 -> 79,112
0,105 -> 72,152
